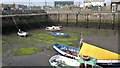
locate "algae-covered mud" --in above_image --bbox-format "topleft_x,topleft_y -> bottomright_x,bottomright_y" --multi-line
2,27 -> 118,66
13,47 -> 44,56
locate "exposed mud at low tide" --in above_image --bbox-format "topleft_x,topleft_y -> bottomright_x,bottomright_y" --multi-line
2,27 -> 118,66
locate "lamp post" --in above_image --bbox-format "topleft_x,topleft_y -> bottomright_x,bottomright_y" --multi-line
79,0 -> 80,6
29,0 -> 31,10
45,0 -> 47,7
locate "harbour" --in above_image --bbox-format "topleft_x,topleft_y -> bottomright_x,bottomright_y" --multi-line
2,27 -> 119,67
1,0 -> 120,68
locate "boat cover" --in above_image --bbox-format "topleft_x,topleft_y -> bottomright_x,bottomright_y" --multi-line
78,42 -> 120,60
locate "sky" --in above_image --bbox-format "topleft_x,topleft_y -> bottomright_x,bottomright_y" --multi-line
0,0 -> 111,6
1,0 -> 82,2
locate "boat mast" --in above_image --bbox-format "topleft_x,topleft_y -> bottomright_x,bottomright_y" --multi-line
79,0 -> 80,6
77,33 -> 83,56
12,17 -> 19,31
29,0 -> 31,9
79,33 -> 83,49
45,0 -> 47,7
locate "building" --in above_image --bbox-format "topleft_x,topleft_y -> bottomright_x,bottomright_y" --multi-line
84,2 -> 105,6
111,0 -> 120,12
84,0 -> 105,3
54,0 -> 74,7
2,3 -> 27,10
84,0 -> 105,7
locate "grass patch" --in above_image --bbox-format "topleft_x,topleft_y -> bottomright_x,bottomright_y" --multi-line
13,47 -> 43,56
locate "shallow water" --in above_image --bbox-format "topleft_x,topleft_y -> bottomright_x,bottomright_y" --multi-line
2,27 -> 118,66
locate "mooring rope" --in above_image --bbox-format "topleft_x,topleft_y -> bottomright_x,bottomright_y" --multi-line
12,17 -> 19,31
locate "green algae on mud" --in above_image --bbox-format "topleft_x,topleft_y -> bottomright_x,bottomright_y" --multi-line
26,33 -> 78,47
13,47 -> 43,56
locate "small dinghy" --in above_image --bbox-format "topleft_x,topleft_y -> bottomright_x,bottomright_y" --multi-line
17,29 -> 28,37
49,55 -> 80,67
12,17 -> 29,37
50,32 -> 69,37
53,43 -> 79,59
49,55 -> 100,68
45,26 -> 62,31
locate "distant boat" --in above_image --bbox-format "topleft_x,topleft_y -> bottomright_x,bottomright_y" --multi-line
45,26 -> 62,31
49,55 -> 100,68
17,29 -> 28,37
50,32 -> 69,37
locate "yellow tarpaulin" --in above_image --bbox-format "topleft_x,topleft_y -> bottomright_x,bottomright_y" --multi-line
78,42 -> 120,60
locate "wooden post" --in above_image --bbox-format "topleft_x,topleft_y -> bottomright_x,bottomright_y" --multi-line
118,13 -> 120,30
66,14 -> 68,26
112,13 -> 115,30
86,13 -> 89,28
45,14 -> 48,25
76,13 -> 78,27
46,14 -> 48,21
98,13 -> 101,29
58,13 -> 60,25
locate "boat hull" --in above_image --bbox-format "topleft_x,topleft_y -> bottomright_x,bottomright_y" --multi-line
97,63 -> 120,67
49,55 -> 80,67
51,32 -> 69,37
53,44 -> 79,59
45,26 -> 61,31
49,55 -> 101,68
53,43 -> 120,67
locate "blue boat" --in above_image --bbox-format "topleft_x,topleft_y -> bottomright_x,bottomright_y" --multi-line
53,43 -> 120,67
50,32 -> 69,37
53,43 -> 79,59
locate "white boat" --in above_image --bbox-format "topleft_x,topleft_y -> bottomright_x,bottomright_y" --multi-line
49,55 -> 101,68
17,29 -> 28,37
45,26 -> 62,31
